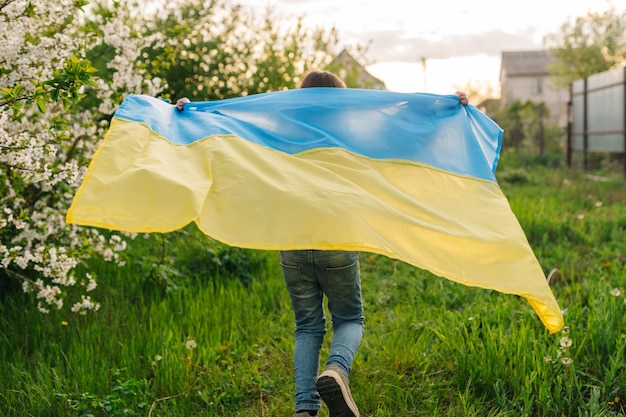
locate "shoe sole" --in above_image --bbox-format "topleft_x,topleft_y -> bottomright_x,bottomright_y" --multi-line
316,369 -> 359,417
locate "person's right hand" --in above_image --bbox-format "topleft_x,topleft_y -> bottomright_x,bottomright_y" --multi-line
176,97 -> 190,111
455,91 -> 468,106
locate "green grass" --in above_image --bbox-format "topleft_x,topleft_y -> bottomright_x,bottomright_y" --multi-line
1,161 -> 626,416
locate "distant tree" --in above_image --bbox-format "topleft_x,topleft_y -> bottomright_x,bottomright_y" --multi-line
246,9 -> 341,94
495,100 -> 558,156
545,7 -> 626,87
143,0 -> 340,102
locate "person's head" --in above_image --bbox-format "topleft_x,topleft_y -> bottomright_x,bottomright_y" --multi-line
299,70 -> 346,89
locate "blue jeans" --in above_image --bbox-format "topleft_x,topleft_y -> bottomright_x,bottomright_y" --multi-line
280,250 -> 364,413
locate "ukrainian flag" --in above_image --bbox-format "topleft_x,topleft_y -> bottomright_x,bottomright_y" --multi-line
66,90 -> 564,333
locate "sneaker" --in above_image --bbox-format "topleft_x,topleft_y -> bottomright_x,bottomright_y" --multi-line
292,411 -> 318,417
316,364 -> 360,417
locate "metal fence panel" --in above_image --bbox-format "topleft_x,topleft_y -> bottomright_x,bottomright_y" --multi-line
568,67 -> 626,175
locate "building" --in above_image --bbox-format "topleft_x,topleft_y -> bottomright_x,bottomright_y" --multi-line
499,50 -> 568,126
331,49 -> 387,90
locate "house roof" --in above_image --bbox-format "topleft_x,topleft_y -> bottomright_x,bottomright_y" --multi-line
500,50 -> 553,77
332,49 -> 387,89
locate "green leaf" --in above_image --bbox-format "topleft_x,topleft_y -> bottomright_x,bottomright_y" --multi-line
36,97 -> 46,113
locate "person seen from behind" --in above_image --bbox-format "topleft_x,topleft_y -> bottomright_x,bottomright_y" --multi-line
280,70 -> 363,417
176,70 -> 469,417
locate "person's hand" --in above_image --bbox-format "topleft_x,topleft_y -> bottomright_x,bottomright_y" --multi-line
176,97 -> 190,111
455,91 -> 468,106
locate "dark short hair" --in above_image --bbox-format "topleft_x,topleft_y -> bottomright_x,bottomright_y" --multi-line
299,70 -> 346,89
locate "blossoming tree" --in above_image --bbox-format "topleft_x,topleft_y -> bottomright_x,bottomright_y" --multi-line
1,0 -> 163,313
1,0 -> 339,314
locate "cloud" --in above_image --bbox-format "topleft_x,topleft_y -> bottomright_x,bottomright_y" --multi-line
342,28 -> 544,63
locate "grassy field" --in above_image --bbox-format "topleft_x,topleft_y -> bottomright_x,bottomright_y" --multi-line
1,159 -> 625,416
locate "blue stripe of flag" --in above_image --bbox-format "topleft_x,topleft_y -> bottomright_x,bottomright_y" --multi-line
114,90 -> 502,181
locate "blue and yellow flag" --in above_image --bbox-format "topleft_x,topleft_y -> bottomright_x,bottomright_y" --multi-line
66,90 -> 563,333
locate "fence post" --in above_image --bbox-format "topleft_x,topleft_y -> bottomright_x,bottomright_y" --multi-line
567,84 -> 572,168
583,77 -> 588,172
623,67 -> 626,178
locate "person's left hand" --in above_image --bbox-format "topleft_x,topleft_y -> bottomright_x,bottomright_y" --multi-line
455,91 -> 469,106
176,97 -> 190,111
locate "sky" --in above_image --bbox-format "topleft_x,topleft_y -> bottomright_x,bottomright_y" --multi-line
237,0 -> 626,97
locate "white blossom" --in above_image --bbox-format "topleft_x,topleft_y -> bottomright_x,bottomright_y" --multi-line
85,273 -> 98,292
1,0 -> 164,314
70,295 -> 101,315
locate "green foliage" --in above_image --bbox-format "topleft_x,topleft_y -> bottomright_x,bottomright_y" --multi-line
135,226 -> 268,295
495,100 -> 558,153
545,7 -> 626,87
569,150 -> 626,177
243,13 -> 338,94
1,56 -> 98,117
496,168 -> 534,186
54,369 -> 153,417
497,150 -> 565,173
182,243 -> 266,287
142,0 -> 340,102
494,100 -> 566,170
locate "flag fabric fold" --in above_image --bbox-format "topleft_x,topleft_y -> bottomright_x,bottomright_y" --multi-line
66,89 -> 564,333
